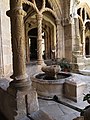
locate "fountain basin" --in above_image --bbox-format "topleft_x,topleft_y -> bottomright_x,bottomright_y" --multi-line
31,72 -> 72,97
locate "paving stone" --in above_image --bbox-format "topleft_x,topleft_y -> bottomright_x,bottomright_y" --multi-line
40,103 -> 64,119
30,110 -> 53,120
58,103 -> 79,115
21,116 -> 30,120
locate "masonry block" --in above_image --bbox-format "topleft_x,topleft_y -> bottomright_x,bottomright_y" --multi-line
64,78 -> 86,102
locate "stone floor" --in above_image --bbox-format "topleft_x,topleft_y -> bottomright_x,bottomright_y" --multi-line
1,61 -> 90,120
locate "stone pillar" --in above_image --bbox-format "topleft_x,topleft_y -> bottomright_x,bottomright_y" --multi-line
56,19 -> 60,61
73,18 -> 81,54
5,1 -> 39,120
36,13 -> 44,65
6,0 -> 30,90
62,17 -> 72,61
0,11 -> 3,77
82,26 -> 85,56
72,18 -> 85,72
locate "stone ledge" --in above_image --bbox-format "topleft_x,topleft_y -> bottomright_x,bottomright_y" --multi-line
79,69 -> 90,76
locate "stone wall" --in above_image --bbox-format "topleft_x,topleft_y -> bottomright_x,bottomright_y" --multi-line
0,0 -> 12,77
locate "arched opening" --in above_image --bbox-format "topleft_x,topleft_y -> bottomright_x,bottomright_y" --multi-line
24,0 -> 61,64
28,28 -> 37,60
77,3 -> 90,57
85,37 -> 90,57
85,21 -> 90,58
27,20 -> 55,62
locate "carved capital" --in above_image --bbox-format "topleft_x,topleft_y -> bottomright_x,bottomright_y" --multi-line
6,8 -> 27,18
61,17 -> 71,26
56,19 -> 60,25
13,8 -> 27,16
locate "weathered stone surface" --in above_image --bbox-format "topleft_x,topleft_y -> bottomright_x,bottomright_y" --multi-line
31,73 -> 65,97
0,84 -> 39,120
29,110 -> 53,120
41,65 -> 61,78
64,78 -> 86,102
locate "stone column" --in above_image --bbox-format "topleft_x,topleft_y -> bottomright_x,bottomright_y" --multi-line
36,13 -> 44,65
82,26 -> 85,56
0,11 -> 4,77
73,18 -> 81,55
56,19 -> 62,61
56,19 -> 60,60
5,1 -> 39,120
6,0 -> 30,90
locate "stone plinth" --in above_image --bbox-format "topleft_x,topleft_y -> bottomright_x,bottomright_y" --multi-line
0,79 -> 39,120
64,78 -> 86,102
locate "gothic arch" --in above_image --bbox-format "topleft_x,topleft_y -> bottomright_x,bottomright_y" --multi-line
77,1 -> 90,57
48,0 -> 62,18
23,0 -> 63,63
25,13 -> 56,62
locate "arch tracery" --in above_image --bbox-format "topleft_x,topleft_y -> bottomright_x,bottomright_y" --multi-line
23,0 -> 62,63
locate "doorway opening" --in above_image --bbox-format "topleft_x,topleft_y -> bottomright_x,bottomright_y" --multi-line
28,28 -> 37,60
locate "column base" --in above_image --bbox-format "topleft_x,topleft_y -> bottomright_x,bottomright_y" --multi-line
37,59 -> 45,65
9,79 -> 31,91
9,74 -> 31,91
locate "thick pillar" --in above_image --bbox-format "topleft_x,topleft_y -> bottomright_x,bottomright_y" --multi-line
56,19 -> 63,61
73,18 -> 81,54
62,17 -> 73,61
72,18 -> 85,72
4,1 -> 39,120
6,0 -> 30,90
36,14 -> 44,65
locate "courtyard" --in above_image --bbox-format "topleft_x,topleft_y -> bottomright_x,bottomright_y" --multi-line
0,62 -> 90,120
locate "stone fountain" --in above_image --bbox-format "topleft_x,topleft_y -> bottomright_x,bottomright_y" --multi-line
31,65 -> 72,98
31,65 -> 86,101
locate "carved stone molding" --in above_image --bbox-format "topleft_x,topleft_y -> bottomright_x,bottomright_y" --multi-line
61,17 -> 71,26
6,8 -> 27,18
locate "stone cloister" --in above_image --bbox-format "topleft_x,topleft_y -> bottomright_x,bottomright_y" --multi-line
0,0 -> 90,120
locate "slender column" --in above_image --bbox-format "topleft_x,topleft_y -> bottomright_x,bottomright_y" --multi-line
6,0 -> 30,90
84,8 -> 87,21
80,8 -> 83,19
36,13 -> 44,65
56,19 -> 60,60
82,26 -> 85,56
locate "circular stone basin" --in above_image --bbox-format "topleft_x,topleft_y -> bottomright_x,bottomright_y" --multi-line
31,72 -> 72,97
